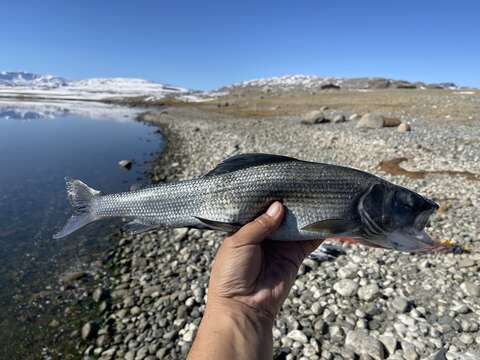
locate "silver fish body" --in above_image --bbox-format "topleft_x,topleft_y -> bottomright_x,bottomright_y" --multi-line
54,153 -> 440,252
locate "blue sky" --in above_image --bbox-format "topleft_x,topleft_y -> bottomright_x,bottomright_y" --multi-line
1,0 -> 479,89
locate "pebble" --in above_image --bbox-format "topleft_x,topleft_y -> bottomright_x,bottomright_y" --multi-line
390,297 -> 410,313
358,283 -> 380,301
287,330 -> 308,344
83,107 -> 480,360
460,282 -> 480,297
345,330 -> 385,360
81,321 -> 99,341
402,341 -> 419,360
379,335 -> 397,355
333,279 -> 358,297
92,287 -> 110,303
398,122 -> 411,132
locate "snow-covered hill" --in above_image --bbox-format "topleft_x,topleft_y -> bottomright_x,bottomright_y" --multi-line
0,72 -> 206,102
223,75 -> 458,92
0,71 -> 67,89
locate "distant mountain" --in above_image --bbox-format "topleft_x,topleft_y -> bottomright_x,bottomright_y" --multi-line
222,75 -> 458,93
0,71 -> 464,103
0,72 -> 206,101
0,71 -> 67,89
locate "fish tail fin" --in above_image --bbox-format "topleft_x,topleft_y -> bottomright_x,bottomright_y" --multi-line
53,177 -> 101,239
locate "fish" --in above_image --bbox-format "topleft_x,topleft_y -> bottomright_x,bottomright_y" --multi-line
54,153 -> 442,253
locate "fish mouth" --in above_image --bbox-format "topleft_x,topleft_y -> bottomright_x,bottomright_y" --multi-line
414,207 -> 437,230
385,227 -> 436,252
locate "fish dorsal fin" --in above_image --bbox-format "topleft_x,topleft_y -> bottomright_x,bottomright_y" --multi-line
194,217 -> 241,232
302,219 -> 355,235
205,153 -> 298,177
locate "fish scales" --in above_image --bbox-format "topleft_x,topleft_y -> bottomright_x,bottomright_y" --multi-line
54,153 -> 441,253
94,161 -> 374,235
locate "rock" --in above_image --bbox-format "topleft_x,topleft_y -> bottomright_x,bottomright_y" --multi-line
60,271 -> 87,286
383,117 -> 401,127
358,283 -> 380,301
161,330 -> 177,341
92,287 -> 110,303
398,314 -> 416,327
328,325 -> 344,342
389,297 -> 410,313
397,123 -> 411,132
345,330 -> 385,360
130,306 -> 141,316
402,342 -> 418,360
356,113 -> 385,129
458,258 -> 475,268
379,335 -> 397,355
426,349 -> 447,360
99,301 -> 109,313
460,282 -> 480,297
118,159 -> 133,169
338,265 -> 358,279
459,334 -> 474,345
332,114 -> 346,123
349,113 -> 361,121
287,329 -> 308,344
182,324 -> 197,342
49,319 -> 60,328
445,352 -> 480,360
173,228 -> 189,242
81,321 -> 99,341
302,110 -> 329,125
333,279 -> 358,297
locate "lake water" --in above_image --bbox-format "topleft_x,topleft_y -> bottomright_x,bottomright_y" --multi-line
0,100 -> 164,357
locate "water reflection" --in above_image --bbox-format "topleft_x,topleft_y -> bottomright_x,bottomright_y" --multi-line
0,100 -> 163,357
0,99 -> 143,121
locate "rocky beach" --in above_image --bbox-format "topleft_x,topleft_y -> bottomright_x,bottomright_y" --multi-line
77,88 -> 480,360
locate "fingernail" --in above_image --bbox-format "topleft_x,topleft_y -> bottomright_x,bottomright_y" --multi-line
266,202 -> 282,217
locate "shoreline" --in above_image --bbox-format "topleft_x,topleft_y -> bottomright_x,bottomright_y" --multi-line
79,106 -> 480,359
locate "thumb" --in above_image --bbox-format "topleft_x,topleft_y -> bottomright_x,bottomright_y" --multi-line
228,201 -> 284,246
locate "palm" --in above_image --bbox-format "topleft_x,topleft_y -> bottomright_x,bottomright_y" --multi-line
210,238 -> 323,318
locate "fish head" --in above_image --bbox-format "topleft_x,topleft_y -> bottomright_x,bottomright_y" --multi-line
357,182 -> 440,252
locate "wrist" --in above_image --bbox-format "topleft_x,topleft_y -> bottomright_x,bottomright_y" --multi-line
205,296 -> 275,330
188,297 -> 274,359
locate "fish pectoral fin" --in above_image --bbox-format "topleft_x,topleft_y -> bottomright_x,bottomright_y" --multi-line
302,219 -> 354,234
194,217 -> 241,232
124,219 -> 160,234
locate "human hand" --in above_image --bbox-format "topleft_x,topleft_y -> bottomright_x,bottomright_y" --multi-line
188,202 -> 323,360
207,201 -> 323,321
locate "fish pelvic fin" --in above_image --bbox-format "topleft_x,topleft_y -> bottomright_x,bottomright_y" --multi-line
53,177 -> 101,239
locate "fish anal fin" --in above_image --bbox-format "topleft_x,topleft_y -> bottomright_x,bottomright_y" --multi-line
124,219 -> 159,234
205,153 -> 298,177
302,219 -> 353,234
194,217 -> 241,232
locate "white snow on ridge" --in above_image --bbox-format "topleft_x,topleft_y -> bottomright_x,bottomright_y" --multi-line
0,72 -> 208,102
0,71 -> 66,89
230,75 -> 337,89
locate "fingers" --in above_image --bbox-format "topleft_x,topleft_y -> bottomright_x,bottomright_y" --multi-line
227,202 -> 284,246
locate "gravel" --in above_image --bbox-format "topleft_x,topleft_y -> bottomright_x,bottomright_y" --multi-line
81,106 -> 480,359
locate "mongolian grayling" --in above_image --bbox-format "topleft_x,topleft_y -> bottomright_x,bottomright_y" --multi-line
55,153 -> 441,253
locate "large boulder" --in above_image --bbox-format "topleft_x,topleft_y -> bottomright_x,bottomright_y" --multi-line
356,113 -> 401,129
356,113 -> 385,129
302,110 -> 329,125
